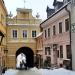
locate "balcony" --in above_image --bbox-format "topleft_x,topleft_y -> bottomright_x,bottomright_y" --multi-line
7,18 -> 41,25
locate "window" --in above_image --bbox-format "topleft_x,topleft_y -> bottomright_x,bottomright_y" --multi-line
65,18 -> 69,31
48,28 -> 50,37
45,30 -> 47,38
59,22 -> 62,33
53,25 -> 56,35
23,30 -> 27,38
12,30 -> 17,38
45,47 -> 47,55
57,50 -> 59,58
48,47 -> 50,55
60,45 -> 63,58
66,45 -> 71,59
45,47 -> 51,55
3,60 -> 5,66
53,44 -> 57,50
32,30 -> 36,37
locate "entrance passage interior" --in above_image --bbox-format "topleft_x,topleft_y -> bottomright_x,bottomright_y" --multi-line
16,47 -> 34,68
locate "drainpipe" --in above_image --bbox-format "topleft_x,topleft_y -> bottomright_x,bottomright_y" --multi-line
65,4 -> 72,70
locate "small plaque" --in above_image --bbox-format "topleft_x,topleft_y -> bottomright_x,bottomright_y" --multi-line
71,0 -> 75,6
71,23 -> 75,33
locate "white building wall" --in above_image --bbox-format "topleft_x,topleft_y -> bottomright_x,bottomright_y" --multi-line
42,8 -> 70,67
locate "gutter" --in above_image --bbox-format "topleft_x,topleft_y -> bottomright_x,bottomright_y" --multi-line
65,3 -> 72,70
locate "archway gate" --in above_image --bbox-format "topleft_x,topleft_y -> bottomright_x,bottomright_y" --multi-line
16,47 -> 34,68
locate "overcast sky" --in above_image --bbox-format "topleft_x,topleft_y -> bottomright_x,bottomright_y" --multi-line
4,0 -> 63,20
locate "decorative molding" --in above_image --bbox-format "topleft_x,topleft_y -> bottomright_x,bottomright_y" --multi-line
8,24 -> 39,27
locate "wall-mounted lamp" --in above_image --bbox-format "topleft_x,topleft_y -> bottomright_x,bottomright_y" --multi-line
4,49 -> 8,54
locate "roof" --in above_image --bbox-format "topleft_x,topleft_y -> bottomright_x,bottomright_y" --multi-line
53,0 -> 63,6
36,32 -> 43,38
40,2 -> 70,26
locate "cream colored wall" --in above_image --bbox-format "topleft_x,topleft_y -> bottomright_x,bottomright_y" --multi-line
7,8 -> 41,25
6,8 -> 41,68
6,26 -> 39,68
0,0 -> 7,34
7,25 -> 40,40
0,0 -> 7,68
6,42 -> 37,68
0,0 -> 7,47
0,1 -> 7,46
17,12 -> 34,19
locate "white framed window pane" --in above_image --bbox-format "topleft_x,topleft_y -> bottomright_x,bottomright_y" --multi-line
12,30 -> 17,38
23,30 -> 27,38
32,30 -> 36,37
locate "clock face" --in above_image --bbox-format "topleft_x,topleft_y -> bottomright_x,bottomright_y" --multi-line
71,23 -> 75,33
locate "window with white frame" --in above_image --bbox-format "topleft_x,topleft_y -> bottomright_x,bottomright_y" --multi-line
45,30 -> 47,38
53,25 -> 56,35
12,30 -> 17,38
48,28 -> 50,37
32,30 -> 36,37
23,30 -> 27,38
66,45 -> 71,59
45,47 -> 51,55
65,18 -> 69,32
59,22 -> 62,33
60,45 -> 63,58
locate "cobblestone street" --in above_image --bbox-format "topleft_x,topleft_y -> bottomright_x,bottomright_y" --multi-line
3,68 -> 75,75
3,68 -> 42,75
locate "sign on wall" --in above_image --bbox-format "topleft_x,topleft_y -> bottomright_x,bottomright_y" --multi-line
71,23 -> 75,33
71,0 -> 75,6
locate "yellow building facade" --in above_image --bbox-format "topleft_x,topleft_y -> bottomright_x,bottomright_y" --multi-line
0,0 -> 7,69
6,8 -> 41,68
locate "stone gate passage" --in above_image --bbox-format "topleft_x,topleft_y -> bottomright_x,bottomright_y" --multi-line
16,47 -> 34,68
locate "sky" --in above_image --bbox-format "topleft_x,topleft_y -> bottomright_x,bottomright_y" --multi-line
4,0 -> 63,20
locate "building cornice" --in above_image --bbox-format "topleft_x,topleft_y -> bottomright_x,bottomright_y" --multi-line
16,8 -> 32,13
8,24 -> 40,27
